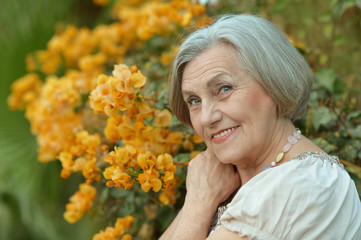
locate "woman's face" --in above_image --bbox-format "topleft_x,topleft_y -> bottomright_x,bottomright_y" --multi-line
181,44 -> 278,166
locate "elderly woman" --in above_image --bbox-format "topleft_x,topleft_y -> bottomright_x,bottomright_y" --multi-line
160,14 -> 361,240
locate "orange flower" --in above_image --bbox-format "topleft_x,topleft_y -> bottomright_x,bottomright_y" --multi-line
138,172 -> 162,192
90,64 -> 146,117
159,176 -> 180,205
154,109 -> 172,127
130,70 -> 146,88
93,227 -> 115,240
7,73 -> 42,110
64,183 -> 96,223
137,152 -> 162,192
82,158 -> 101,182
93,216 -> 134,240
190,135 -> 203,144
156,153 -> 174,170
115,216 -> 135,235
103,165 -> 133,190
59,151 -> 74,178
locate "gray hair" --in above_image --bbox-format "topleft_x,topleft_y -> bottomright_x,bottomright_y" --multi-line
169,14 -> 313,127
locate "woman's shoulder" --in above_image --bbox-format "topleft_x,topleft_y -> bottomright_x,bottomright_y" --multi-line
220,151 -> 361,240
265,151 -> 348,187
239,151 -> 357,208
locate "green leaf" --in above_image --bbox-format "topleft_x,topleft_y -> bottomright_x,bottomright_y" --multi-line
349,125 -> 361,138
272,0 -> 291,13
319,12 -> 332,22
110,188 -> 129,198
312,106 -> 337,130
174,153 -> 190,164
334,34 -> 345,46
348,111 -> 361,121
323,23 -> 333,38
100,187 -> 110,205
314,68 -> 337,93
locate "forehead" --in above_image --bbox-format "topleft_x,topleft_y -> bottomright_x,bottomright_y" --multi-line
181,44 -> 240,90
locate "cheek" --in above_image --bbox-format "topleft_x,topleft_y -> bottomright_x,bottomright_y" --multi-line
247,88 -> 276,117
190,112 -> 203,135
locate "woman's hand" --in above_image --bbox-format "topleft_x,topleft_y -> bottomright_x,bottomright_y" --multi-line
159,147 -> 241,240
185,147 -> 241,210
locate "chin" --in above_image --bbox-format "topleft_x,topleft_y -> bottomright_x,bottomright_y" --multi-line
214,152 -> 238,165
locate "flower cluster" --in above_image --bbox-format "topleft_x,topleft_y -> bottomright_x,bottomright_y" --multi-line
64,183 -> 97,224
111,0 -> 208,41
89,64 -> 146,117
59,130 -> 101,183
93,216 -> 135,240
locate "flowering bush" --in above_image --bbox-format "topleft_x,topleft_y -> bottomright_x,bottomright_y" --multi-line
8,0 -> 208,238
7,0 -> 361,238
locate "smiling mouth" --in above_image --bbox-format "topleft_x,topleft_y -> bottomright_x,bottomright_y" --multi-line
212,126 -> 239,138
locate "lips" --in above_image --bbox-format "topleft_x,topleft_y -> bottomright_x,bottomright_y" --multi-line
211,126 -> 239,144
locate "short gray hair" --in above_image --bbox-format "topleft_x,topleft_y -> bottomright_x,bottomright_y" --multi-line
169,14 -> 313,127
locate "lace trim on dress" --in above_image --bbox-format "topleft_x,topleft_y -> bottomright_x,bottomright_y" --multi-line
291,151 -> 344,169
209,151 -> 344,234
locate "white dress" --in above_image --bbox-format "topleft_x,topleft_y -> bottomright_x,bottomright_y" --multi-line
215,152 -> 361,240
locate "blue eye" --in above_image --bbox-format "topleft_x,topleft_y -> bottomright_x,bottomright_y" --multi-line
188,98 -> 200,106
219,85 -> 232,94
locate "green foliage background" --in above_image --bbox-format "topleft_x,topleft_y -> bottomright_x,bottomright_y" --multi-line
0,0 -> 360,239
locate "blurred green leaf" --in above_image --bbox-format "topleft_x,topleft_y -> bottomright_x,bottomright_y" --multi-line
174,153 -> 190,164
349,125 -> 361,138
323,23 -> 333,38
314,68 -> 337,93
312,106 -> 338,130
272,0 -> 291,13
334,34 -> 345,46
348,111 -> 361,121
319,12 -> 333,22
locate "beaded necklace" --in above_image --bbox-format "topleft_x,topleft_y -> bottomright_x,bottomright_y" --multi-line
271,128 -> 301,167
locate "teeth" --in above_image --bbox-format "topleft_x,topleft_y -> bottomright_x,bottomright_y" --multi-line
213,127 -> 236,138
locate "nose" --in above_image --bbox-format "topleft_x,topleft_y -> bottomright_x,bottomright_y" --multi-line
200,99 -> 222,127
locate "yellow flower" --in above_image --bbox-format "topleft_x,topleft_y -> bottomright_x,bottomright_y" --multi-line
64,183 -> 96,223
138,173 -> 162,192
130,70 -> 146,88
7,73 -> 42,110
159,176 -> 180,205
37,50 -> 62,75
190,134 -> 203,144
103,165 -> 133,189
181,11 -> 192,27
90,64 -> 146,117
93,227 -> 116,240
137,151 -> 156,171
82,158 -> 101,182
115,216 -> 135,235
59,151 -> 74,178
121,234 -> 132,240
156,153 -> 174,170
93,216 -> 134,240
105,145 -> 137,167
78,53 -> 106,73
71,157 -> 87,172
112,64 -> 131,85
182,139 -> 194,151
104,116 -> 124,142
154,109 -> 172,127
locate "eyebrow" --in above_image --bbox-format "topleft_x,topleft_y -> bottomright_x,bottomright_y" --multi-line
181,72 -> 228,96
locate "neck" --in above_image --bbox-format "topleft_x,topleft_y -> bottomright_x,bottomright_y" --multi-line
235,118 -> 296,185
